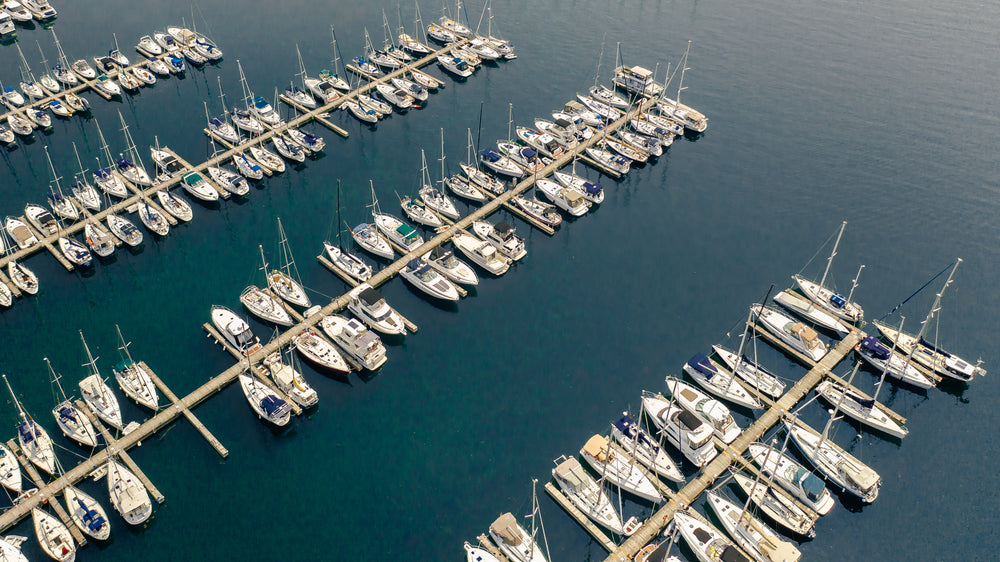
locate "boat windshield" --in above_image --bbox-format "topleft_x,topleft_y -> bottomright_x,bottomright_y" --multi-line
796,468 -> 826,501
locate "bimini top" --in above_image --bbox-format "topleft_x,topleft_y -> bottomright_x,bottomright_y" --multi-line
357,287 -> 385,307
396,223 -> 418,239
490,512 -> 523,546
582,434 -> 610,463
613,415 -> 658,451
493,221 -> 514,236
676,409 -> 702,432
430,246 -> 449,260
260,395 -> 288,417
687,352 -> 718,379
253,97 -> 269,109
583,181 -> 603,195
209,116 -> 226,128
518,147 -> 537,158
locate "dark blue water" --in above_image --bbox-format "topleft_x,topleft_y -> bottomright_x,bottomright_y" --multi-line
1,1 -> 998,560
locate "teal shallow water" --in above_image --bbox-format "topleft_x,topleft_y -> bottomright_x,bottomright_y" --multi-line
1,1 -> 999,560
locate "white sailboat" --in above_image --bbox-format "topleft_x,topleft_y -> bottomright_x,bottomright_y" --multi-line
240,283 -> 293,327
673,509 -> 751,562
747,442 -> 834,515
772,289 -> 850,335
791,222 -> 864,323
750,304 -> 828,363
681,352 -> 764,410
0,535 -> 28,562
116,112 -> 153,187
63,484 -> 111,541
610,413 -> 684,482
464,542 -> 501,562
286,45 -> 318,109
232,60 -> 265,135
323,26 -> 352,91
0,442 -> 22,493
579,434 -> 663,503
112,325 -> 159,411
106,213 -> 143,247
730,471 -> 816,539
78,331 -> 124,430
712,345 -> 786,400
69,143 -> 100,212
657,41 -> 709,132
4,374 -> 56,475
324,179 -> 373,283
551,455 -> 636,536
106,455 -> 152,525
92,120 -> 129,199
784,413 -> 881,503
854,333 -> 935,389
30,506 -> 75,562
422,135 -> 461,219
266,218 -> 311,308
488,483 -> 548,562
45,358 -> 98,448
291,329 -> 350,374
705,491 -> 801,562
43,147 -> 79,222
237,369 -> 291,427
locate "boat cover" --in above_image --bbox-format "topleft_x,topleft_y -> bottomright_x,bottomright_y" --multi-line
643,542 -> 674,562
692,527 -> 711,543
917,337 -> 953,357
17,421 -> 38,443
721,545 -> 750,562
519,147 -> 537,158
791,323 -> 819,344
583,181 -> 603,194
490,513 -> 523,546
114,359 -> 134,373
687,352 -> 718,379
494,222 -> 514,236
796,468 -> 827,501
860,336 -> 890,360
554,457 -> 586,490
829,293 -> 847,308
481,148 -> 501,162
676,409 -> 702,432
395,223 -> 417,240
57,406 -> 78,422
407,259 -> 424,271
582,434 -> 610,463
209,116 -> 225,128
115,158 -> 133,169
357,287 -> 384,307
430,246 -> 448,260
3,86 -> 14,93
260,395 -> 288,417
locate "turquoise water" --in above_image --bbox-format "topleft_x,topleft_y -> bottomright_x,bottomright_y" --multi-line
1,1 -> 999,560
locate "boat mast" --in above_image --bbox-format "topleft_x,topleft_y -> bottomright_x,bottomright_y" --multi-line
870,316 -> 905,406
236,59 -> 253,114
2,374 -> 30,424
36,40 -> 53,80
845,264 -> 865,306
94,119 -> 114,170
592,37 -> 606,91
45,357 -> 71,405
438,128 -> 446,191
369,179 -> 382,219
295,44 -> 308,91
414,0 -> 428,45
276,217 -> 304,286
118,111 -> 148,177
52,29 -> 69,69
817,361 -> 860,449
113,32 -> 122,56
507,102 -> 513,142
43,145 -> 66,201
15,42 -> 34,83
473,0 -> 488,36
676,40 -> 692,105
336,179 -> 343,250
330,26 -> 344,78
906,258 -> 961,365
80,331 -> 110,401
258,244 -> 269,279
72,142 -> 88,182
818,221 -> 846,291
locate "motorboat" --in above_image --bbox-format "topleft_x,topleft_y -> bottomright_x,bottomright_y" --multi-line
2,85 -> 25,107
422,246 -> 479,286
552,170 -> 604,204
48,99 -> 72,118
461,162 -> 507,195
497,141 -> 546,174
750,304 -> 828,362
58,237 -> 93,268
0,9 -> 13,36
230,108 -> 264,135
814,379 -> 908,439
579,434 -> 662,503
106,214 -> 142,247
153,32 -> 180,52
20,79 -> 45,101
585,146 -> 631,175
610,414 -> 684,482
612,64 -> 663,97
26,107 -> 52,129
730,472 -> 817,539
181,47 -> 207,66
664,377 -> 742,444
453,46 -> 482,67
323,241 -> 373,283
682,352 -> 764,410
132,66 -> 156,85
488,512 -> 548,562
589,84 -> 630,109
472,220 -> 526,261
71,59 -> 96,79
291,329 -> 350,374
374,213 -> 424,252
391,77 -> 428,101
320,314 -> 387,371
31,508 -> 75,562
93,75 -> 122,97
210,305 -> 262,355
641,392 -> 718,467
262,350 -> 319,408
64,485 -> 111,541
535,118 -> 581,148
145,57 -> 171,76
516,127 -> 565,159
249,145 -> 285,174
8,259 -> 38,294
192,37 -> 223,61
106,457 -> 152,525
137,198 -> 170,236
711,346 -> 786,400
305,76 -> 340,104
872,319 -> 984,383
451,231 -> 510,276
136,35 -> 162,56
445,173 -> 486,203
536,179 -> 589,216
25,204 -> 58,236
347,284 -> 406,335
4,1 -> 31,22
178,172 -> 219,203
551,455 -> 636,536
251,96 -> 282,126
207,166 -> 250,197
747,442 -> 835,515
401,196 -> 443,228
0,281 -> 10,309
419,186 -> 459,219
165,53 -> 185,73
400,258 -> 460,301
83,223 -> 115,258
437,55 -> 473,77
853,335 -> 935,389
512,195 -> 562,228
673,509 -> 751,562
479,148 -> 523,178
783,417 -> 881,503
111,344 -> 158,411
351,223 -> 394,259
375,83 -> 416,110
237,371 -> 291,426
78,331 -> 124,430
240,285 -> 293,326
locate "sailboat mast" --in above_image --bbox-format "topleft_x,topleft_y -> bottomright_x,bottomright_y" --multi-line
845,264 -> 865,305
295,44 -> 308,90
871,315 -> 905,405
79,332 -> 107,404
676,40 -> 692,104
2,374 -> 28,422
72,142 -> 87,179
336,180 -> 343,249
915,258 -> 961,342
439,128 -> 446,190
593,38 -> 605,90
818,221 -> 846,290
45,357 -> 70,403
330,26 -> 344,77
44,145 -> 65,198
414,0 -> 428,44
116,324 -> 137,366
818,361 -> 860,449
507,102 -> 513,142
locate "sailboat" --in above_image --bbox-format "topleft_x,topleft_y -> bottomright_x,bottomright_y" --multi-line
705,490 -> 802,562
69,143 -> 100,212
232,60 -> 265,135
30,505 -> 76,562
747,441 -> 835,515
78,331 -> 124,430
657,41 -> 709,132
43,146 -> 79,222
610,412 -> 684,482
262,344 -> 319,408
266,218 -> 311,307
92,120 -> 129,199
63,483 -> 111,541
681,352 -> 764,410
4,374 -> 56,475
116,112 -> 153,187
0,440 -> 22,493
791,222 -> 865,323
301,47 -> 339,106
286,45 -> 318,109
488,481 -> 549,562
872,259 -> 985,383
673,509 -> 752,562
51,30 -> 79,88
291,328 -> 351,374
363,26 -> 399,71
399,1 -> 432,55
15,43 -> 45,100
322,27 -> 352,91
237,368 -> 291,427
112,325 -> 159,411
579,434 -> 663,502
550,454 -> 637,536
45,358 -> 98,448
731,471 -> 817,539
420,130 -> 460,219
461,128 -> 506,196
240,284 -> 292,327
35,40 -> 60,95
208,78 -> 240,145
106,454 -> 152,525
712,331 -> 787,400
324,179 -> 373,283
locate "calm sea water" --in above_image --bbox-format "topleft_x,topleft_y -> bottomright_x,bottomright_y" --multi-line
1,1 -> 998,560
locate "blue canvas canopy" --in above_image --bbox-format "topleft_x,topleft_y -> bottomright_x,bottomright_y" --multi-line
583,181 -> 603,195
253,97 -> 269,109
918,337 -> 953,357
209,116 -> 225,127
260,395 -> 288,416
797,468 -> 827,501
116,158 -> 133,168
860,336 -> 890,360
57,406 -> 78,421
407,259 -> 424,270
829,293 -> 847,308
481,148 -> 501,162
95,167 -> 111,178
519,147 -> 537,158
17,422 -> 38,443
3,86 -> 15,93
687,352 -> 718,378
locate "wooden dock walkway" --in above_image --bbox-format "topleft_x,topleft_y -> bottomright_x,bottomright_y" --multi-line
83,404 -> 166,505
141,362 -> 229,458
602,328 -> 865,562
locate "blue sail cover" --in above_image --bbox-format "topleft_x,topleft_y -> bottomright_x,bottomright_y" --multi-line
260,395 -> 288,416
209,116 -> 225,127
115,158 -> 133,169
3,85 -> 15,94
95,167 -> 111,179
860,336 -> 890,360
57,406 -> 78,422
303,132 -> 320,144
687,352 -> 718,378
253,97 -> 268,109
519,147 -> 537,158
481,148 -> 501,162
583,181 -> 603,195
17,422 -> 37,443
829,293 -> 847,308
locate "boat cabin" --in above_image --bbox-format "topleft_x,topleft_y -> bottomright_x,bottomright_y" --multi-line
613,64 -> 663,96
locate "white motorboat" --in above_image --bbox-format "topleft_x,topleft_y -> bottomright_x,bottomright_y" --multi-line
4,374 -> 56,475
603,137 -> 649,163
580,434 -> 662,502
181,47 -> 207,66
488,512 -> 548,562
249,145 -> 285,174
207,166 -> 250,197
154,32 -> 180,51
347,284 -> 406,335
25,203 -> 58,236
815,379 -> 908,439
211,305 -> 262,356
192,37 -> 223,61
535,118 -> 581,148
208,115 -> 239,144
731,471 -> 817,539
665,377 -> 742,444
291,329 -> 350,374
747,442 -> 834,515
400,258 -> 460,301
156,190 -> 193,222
240,285 -> 293,327
71,59 -> 95,79
320,314 -> 387,371
2,85 -> 25,107
401,196 -> 442,228
83,223 -> 115,258
585,146 -> 631,175
31,508 -> 75,562
0,534 -> 28,562
461,162 -> 507,196
682,352 -> 764,410
426,23 -> 458,43
423,246 -> 479,286
452,231 -> 510,276
497,141 -> 546,174
78,331 -> 124,430
773,290 -> 850,334
112,326 -> 159,410
57,237 -> 93,268
471,220 -> 526,261
136,35 -> 162,56
6,218 -> 40,254
0,442 -> 21,493
784,417 -> 881,503
262,350 -> 319,408
551,455 -> 636,536
673,509 -> 751,562
376,83 -> 416,109
250,96 -> 282,126
753,304 -> 829,363
641,392 -> 718,467
516,127 -> 565,160
137,198 -> 169,236
132,66 -> 156,85
0,10 -> 13,36
351,223 -> 394,259
712,346 -> 786,400
164,53 -> 186,73
237,371 -> 291,426
93,75 -> 121,97
145,57 -> 171,76
438,55 -> 473,77
511,195 -> 563,228
106,457 -> 152,525
854,334 -> 935,389
374,213 -> 424,252
305,77 -> 340,104
610,414 -> 684,482
285,128 -> 325,153
4,1 -> 31,22
553,170 -> 604,204
64,484 -> 111,541
47,99 -> 71,118
536,179 -> 589,216
233,153 -> 264,180
106,214 -> 142,247
179,171 -> 218,202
